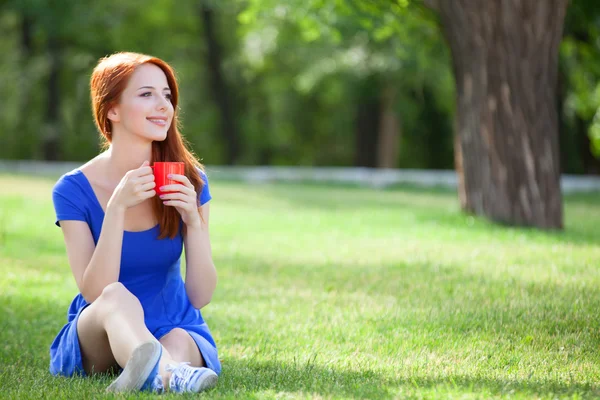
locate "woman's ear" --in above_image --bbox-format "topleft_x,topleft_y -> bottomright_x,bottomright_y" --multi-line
107,106 -> 120,123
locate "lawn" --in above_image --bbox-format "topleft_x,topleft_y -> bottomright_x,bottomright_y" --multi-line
0,173 -> 599,399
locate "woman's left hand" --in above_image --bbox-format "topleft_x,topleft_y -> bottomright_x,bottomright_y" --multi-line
159,174 -> 201,228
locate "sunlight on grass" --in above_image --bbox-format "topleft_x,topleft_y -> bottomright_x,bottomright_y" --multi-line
1,174 -> 599,399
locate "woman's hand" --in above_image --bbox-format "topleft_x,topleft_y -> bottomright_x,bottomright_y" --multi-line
159,174 -> 201,228
107,161 -> 156,210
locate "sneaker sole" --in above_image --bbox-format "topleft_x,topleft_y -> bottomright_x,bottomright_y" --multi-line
192,369 -> 218,392
106,341 -> 162,393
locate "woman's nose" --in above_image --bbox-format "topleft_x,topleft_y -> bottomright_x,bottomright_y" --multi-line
157,95 -> 169,111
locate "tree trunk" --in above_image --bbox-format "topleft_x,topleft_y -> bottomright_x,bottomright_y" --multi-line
42,37 -> 62,161
354,75 -> 381,167
199,1 -> 240,165
427,0 -> 567,229
376,85 -> 400,169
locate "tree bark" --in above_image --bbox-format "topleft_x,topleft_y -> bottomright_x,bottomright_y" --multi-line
199,1 -> 240,165
432,0 -> 568,229
376,85 -> 400,169
354,75 -> 381,167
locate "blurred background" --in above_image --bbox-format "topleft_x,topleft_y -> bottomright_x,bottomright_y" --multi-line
0,0 -> 599,228
2,0 -> 598,171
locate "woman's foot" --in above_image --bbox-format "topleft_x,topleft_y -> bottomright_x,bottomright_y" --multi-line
166,362 -> 218,393
106,341 -> 163,393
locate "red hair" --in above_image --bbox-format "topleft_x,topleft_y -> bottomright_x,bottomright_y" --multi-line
90,52 -> 205,239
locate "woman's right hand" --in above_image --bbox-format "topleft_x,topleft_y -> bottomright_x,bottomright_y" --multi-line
107,161 -> 156,210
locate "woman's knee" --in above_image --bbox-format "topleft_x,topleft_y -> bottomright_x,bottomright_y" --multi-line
97,282 -> 142,313
159,328 -> 203,366
160,328 -> 189,346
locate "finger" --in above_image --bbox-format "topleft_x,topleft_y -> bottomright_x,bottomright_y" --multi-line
136,174 -> 155,184
162,200 -> 190,208
134,182 -> 154,194
159,184 -> 194,195
167,174 -> 193,188
132,160 -> 152,176
142,189 -> 156,198
140,181 -> 156,191
137,166 -> 154,176
159,192 -> 191,201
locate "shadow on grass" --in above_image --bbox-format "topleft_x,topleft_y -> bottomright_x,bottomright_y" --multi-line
0,294 -> 68,365
218,357 -> 393,398
218,358 -> 600,398
214,253 -> 600,359
2,271 -> 599,398
6,175 -> 600,247
248,183 -> 600,246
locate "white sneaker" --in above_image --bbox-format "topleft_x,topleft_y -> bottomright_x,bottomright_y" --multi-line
166,362 -> 218,393
106,341 -> 164,393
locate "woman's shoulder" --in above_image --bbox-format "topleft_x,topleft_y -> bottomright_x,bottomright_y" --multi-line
53,156 -> 103,197
53,168 -> 85,195
78,154 -> 107,180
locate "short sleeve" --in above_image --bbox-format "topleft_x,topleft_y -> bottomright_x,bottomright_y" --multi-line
197,168 -> 212,206
52,174 -> 87,227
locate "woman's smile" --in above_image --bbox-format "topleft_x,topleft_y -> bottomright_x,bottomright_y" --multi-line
147,116 -> 168,127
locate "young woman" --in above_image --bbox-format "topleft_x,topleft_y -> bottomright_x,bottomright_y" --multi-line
49,52 -> 220,394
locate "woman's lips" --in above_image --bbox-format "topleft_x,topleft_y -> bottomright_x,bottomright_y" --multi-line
147,118 -> 168,126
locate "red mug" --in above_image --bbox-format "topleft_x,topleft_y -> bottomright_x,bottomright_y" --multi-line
152,162 -> 184,196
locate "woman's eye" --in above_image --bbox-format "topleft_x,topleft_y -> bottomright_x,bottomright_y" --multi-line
140,92 -> 171,100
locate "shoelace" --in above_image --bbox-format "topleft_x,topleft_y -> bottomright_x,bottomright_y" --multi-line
166,362 -> 196,391
150,374 -> 164,393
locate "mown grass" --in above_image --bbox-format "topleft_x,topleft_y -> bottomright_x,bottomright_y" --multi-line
0,174 -> 599,399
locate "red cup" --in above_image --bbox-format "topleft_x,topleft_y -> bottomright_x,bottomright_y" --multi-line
152,162 -> 184,196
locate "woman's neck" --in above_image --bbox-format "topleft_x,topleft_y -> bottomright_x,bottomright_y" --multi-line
103,135 -> 153,181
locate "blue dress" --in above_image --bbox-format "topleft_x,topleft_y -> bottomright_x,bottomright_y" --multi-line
49,168 -> 221,377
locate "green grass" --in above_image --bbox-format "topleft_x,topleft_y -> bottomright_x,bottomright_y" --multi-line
1,173 -> 599,399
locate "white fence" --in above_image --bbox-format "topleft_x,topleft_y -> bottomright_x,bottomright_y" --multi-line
1,159 -> 600,193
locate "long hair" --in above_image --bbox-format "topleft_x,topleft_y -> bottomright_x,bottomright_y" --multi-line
90,52 -> 205,239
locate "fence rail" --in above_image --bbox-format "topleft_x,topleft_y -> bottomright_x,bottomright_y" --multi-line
1,160 -> 600,193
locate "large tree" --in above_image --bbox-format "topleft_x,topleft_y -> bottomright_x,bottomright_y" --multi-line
424,0 -> 569,229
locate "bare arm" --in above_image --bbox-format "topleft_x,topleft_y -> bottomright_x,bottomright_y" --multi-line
159,173 -> 217,309
60,204 -> 126,303
183,203 -> 217,309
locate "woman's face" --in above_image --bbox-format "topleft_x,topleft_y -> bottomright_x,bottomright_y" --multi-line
109,63 -> 174,142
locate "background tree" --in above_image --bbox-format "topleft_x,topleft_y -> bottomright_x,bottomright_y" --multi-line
423,0 -> 569,229
236,0 -> 454,168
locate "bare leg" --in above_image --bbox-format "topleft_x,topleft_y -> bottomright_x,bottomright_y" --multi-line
77,282 -> 176,385
159,328 -> 205,367
158,328 -> 217,392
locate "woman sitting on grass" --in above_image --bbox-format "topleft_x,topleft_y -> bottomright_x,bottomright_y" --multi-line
49,52 -> 220,394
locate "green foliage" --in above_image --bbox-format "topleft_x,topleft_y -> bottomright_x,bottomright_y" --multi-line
0,0 -> 599,170
235,0 -> 454,168
561,0 -> 600,162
